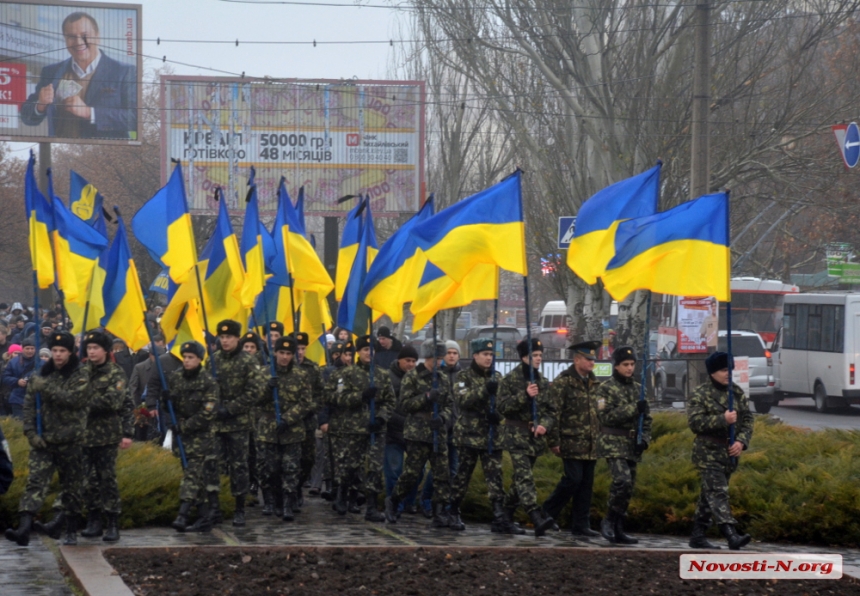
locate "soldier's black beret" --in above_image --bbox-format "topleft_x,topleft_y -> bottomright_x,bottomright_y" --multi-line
268,321 -> 284,335
83,330 -> 112,352
516,339 -> 543,358
613,346 -> 637,365
180,341 -> 206,359
294,332 -> 309,346
706,351 -> 733,375
275,337 -> 297,353
355,335 -> 372,351
48,331 -> 75,352
216,320 -> 242,337
567,340 -> 601,360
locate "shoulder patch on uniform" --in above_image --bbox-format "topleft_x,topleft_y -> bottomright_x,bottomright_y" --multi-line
205,401 -> 216,412
116,381 -> 125,391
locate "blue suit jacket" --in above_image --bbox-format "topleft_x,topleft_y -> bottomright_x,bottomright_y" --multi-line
20,52 -> 137,139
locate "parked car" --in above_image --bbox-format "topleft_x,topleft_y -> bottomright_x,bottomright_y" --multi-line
718,330 -> 774,413
462,326 -> 522,356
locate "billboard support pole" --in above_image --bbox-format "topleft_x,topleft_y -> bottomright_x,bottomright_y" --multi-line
324,216 -> 338,316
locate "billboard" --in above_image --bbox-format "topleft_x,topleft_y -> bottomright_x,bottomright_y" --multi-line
0,1 -> 141,144
677,296 -> 718,354
161,77 -> 425,215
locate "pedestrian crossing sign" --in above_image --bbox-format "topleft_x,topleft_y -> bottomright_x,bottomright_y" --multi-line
558,216 -> 576,249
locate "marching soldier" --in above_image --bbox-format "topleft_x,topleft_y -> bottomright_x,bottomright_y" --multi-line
541,340 -> 602,537
329,335 -> 393,521
449,338 -> 513,533
498,339 -> 555,537
166,341 -> 219,533
294,332 -> 323,507
596,346 -> 652,545
210,320 -> 268,527
319,340 -> 350,501
79,331 -> 134,542
257,336 -> 313,521
687,351 -> 754,550
6,331 -> 89,546
384,340 -> 452,527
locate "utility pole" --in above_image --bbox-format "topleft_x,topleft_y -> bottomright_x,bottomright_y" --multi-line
690,0 -> 711,199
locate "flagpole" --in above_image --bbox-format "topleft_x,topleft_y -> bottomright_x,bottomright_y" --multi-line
147,311 -> 187,469
488,294 -> 499,455
726,191 -> 735,459
431,314 -> 440,453
637,292 -> 652,445
368,315 -> 376,447
523,275 -> 537,428
195,189 -> 217,378
78,260 -> 98,359
261,287 -> 282,425
30,270 -> 43,438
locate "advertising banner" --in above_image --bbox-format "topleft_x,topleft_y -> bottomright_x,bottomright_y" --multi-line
678,296 -> 719,354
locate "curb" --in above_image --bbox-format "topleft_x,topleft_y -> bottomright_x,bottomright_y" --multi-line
59,545 -> 133,596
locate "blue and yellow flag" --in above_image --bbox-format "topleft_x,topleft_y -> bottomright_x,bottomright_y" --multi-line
131,163 -> 198,284
199,191 -> 246,331
335,199 -> 364,302
410,261 -> 498,332
24,152 -> 55,289
101,215 -> 149,351
163,298 -> 207,362
413,171 -> 526,283
601,192 -> 730,302
566,164 -> 661,285
240,170 -> 269,310
363,196 -> 434,323
69,170 -> 104,227
337,199 -> 374,334
300,290 -> 333,365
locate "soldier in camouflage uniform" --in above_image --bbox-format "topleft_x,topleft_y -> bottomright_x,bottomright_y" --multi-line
541,340 -> 602,537
257,336 -> 313,521
449,338 -> 511,533
210,320 -> 268,526
5,332 -> 89,546
165,341 -> 219,533
78,331 -> 134,542
384,340 -> 452,527
687,351 -> 754,550
498,339 -> 555,537
596,346 -> 652,545
328,335 -> 393,521
294,332 -> 322,507
319,340 -> 351,502
239,331 -> 266,504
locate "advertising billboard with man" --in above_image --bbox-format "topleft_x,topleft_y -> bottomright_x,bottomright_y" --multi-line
0,1 -> 141,144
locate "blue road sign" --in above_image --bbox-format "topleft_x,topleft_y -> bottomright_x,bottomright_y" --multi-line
845,122 -> 860,168
558,216 -> 576,250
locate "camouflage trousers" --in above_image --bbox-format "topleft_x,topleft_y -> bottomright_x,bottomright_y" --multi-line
209,431 -> 250,497
179,434 -> 218,503
504,451 -> 538,513
83,445 -> 121,514
332,432 -> 384,495
606,458 -> 638,516
694,467 -> 737,526
393,440 -> 450,505
258,441 -> 302,497
298,417 -> 317,487
19,442 -> 84,516
451,447 -> 504,504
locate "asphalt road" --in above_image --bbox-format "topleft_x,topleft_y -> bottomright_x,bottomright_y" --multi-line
766,397 -> 860,431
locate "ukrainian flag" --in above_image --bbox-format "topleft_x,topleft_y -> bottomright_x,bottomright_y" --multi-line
362,196 -> 434,323
601,192 -> 730,302
240,174 -> 269,311
337,199 -> 374,334
69,170 -> 104,226
300,290 -> 333,365
165,299 -> 207,362
24,152 -> 55,289
566,163 -> 661,285
412,171 -> 526,283
335,198 -> 366,301
410,261 -> 498,332
200,191 -> 246,331
101,214 -> 149,351
131,163 -> 198,284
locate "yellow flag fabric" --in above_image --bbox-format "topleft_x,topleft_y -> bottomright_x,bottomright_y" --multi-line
300,291 -> 333,366
410,262 -> 498,331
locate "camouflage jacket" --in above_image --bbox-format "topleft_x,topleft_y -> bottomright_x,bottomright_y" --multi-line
687,380 -> 754,470
84,360 -> 134,447
545,366 -> 601,460
452,361 -> 502,451
498,363 -> 551,457
400,363 -> 453,445
164,366 -> 218,436
596,373 -> 652,462
23,355 -> 89,446
328,361 -> 394,436
257,362 -> 313,445
211,347 -> 268,433
297,358 -> 323,428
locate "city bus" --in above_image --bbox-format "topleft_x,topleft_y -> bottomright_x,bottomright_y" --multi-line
719,277 -> 799,346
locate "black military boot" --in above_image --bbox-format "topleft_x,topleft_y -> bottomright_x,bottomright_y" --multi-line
448,501 -> 466,531
505,505 -> 523,532
384,495 -> 400,524
490,499 -> 524,534
172,501 -> 193,532
689,522 -> 721,549
600,511 -> 617,543
719,524 -> 751,550
296,485 -> 304,508
80,510 -> 103,538
282,493 -> 295,522
347,489 -> 362,514
614,514 -> 638,545
364,492 -> 385,522
188,501 -> 212,533
232,495 -> 246,527
208,492 -> 223,525
431,502 -> 450,528
320,480 -> 334,501
5,513 -> 33,546
273,488 -> 284,518
528,509 -> 555,538
571,522 -> 600,537
334,486 -> 348,516
102,513 -> 120,542
62,515 -> 78,546
34,511 -> 65,540
261,489 -> 274,516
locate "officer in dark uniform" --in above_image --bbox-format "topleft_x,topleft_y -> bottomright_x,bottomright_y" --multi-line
541,340 -> 602,537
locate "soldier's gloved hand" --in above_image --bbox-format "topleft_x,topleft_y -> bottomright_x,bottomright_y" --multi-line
277,419 -> 290,434
267,377 -> 279,390
362,387 -> 379,404
429,417 -> 445,431
367,417 -> 386,433
635,440 -> 649,455
27,434 -> 47,450
215,404 -> 233,420
486,411 -> 503,426
426,389 -> 441,404
637,400 -> 650,415
485,380 -> 499,396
